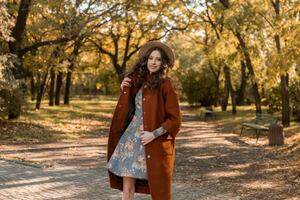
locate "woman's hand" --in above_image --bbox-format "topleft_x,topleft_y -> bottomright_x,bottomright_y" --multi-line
140,131 -> 155,145
120,77 -> 132,91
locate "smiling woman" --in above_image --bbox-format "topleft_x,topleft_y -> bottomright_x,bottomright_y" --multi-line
147,50 -> 162,74
106,41 -> 181,200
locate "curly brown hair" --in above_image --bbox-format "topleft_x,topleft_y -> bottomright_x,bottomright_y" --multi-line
128,47 -> 172,90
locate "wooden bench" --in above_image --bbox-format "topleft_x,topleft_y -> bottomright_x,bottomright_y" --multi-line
240,113 -> 278,143
202,106 -> 216,120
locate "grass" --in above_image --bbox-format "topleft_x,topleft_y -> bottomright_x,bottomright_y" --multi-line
1,98 -> 300,146
0,96 -> 117,144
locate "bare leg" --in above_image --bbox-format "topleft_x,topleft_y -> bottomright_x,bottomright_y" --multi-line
122,177 -> 136,200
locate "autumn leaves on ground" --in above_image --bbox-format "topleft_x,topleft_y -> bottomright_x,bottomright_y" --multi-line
0,98 -> 299,199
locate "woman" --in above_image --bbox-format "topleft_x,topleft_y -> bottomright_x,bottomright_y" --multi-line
106,41 -> 181,200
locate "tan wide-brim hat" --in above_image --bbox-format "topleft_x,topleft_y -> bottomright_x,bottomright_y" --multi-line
138,41 -> 175,68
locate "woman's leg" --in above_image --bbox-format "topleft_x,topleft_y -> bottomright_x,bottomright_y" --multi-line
122,177 -> 136,200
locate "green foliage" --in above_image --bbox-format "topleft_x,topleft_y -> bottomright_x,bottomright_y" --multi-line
98,68 -> 120,95
0,86 -> 25,119
180,67 -> 218,106
71,68 -> 120,96
264,86 -> 281,114
169,33 -> 220,106
265,77 -> 300,116
290,78 -> 300,120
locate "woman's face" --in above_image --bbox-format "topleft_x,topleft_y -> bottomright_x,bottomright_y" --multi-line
147,50 -> 162,74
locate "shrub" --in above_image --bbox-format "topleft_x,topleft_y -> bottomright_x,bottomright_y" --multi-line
180,67 -> 218,106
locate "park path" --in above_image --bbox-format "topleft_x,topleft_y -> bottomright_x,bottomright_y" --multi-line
0,106 -> 298,200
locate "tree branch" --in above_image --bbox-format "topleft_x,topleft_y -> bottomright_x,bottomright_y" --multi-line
20,36 -> 77,56
88,39 -> 114,59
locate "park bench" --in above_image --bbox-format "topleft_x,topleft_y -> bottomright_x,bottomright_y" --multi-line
240,113 -> 278,143
202,106 -> 216,120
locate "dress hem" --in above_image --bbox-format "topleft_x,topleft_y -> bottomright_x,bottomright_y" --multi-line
108,169 -> 148,180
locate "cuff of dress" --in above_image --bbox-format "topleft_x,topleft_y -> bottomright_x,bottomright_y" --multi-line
152,126 -> 167,138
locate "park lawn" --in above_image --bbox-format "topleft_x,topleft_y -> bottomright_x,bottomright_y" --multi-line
1,99 -> 299,146
0,96 -> 118,145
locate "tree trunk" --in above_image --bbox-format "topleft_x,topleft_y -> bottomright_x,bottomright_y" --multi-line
64,40 -> 80,105
208,62 -> 221,106
49,67 -> 55,106
261,84 -> 266,99
280,74 -> 290,126
272,0 -> 290,127
115,62 -> 125,83
36,72 -> 41,98
231,91 -> 237,114
221,66 -> 230,111
235,32 -> 261,113
223,65 -> 236,114
55,71 -> 63,105
218,0 -> 260,112
7,0 -> 32,119
36,48 -> 58,109
8,0 -> 31,62
30,75 -> 35,101
295,103 -> 300,121
64,65 -> 72,105
236,60 -> 247,105
215,79 -> 220,107
35,69 -> 49,110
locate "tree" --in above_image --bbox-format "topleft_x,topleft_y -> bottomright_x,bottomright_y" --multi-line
0,0 -> 21,119
5,0 -> 119,111
257,0 -> 300,126
90,1 -> 191,82
187,0 -> 258,113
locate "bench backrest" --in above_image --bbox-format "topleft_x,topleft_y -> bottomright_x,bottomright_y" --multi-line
205,106 -> 213,111
255,113 -> 278,125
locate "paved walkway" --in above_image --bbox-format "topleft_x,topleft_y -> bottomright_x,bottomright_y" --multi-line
1,108 -> 297,199
0,109 -> 242,200
0,159 -> 239,200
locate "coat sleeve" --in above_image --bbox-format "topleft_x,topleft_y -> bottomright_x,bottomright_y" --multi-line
161,78 -> 181,138
126,72 -> 138,89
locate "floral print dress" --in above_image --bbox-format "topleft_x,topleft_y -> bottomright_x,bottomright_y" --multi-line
106,87 -> 165,180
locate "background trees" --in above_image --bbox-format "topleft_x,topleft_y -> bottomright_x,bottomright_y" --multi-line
1,0 -> 299,126
182,0 -> 300,126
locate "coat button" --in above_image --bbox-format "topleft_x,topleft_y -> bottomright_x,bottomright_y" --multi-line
144,85 -> 147,88
118,104 -> 122,108
143,98 -> 146,101
147,155 -> 151,159
143,111 -> 146,115
123,91 -> 127,94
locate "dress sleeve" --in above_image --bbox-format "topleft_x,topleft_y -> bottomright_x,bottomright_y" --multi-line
161,78 -> 181,138
152,126 -> 167,138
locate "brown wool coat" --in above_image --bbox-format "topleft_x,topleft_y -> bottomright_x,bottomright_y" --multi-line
107,73 -> 182,200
